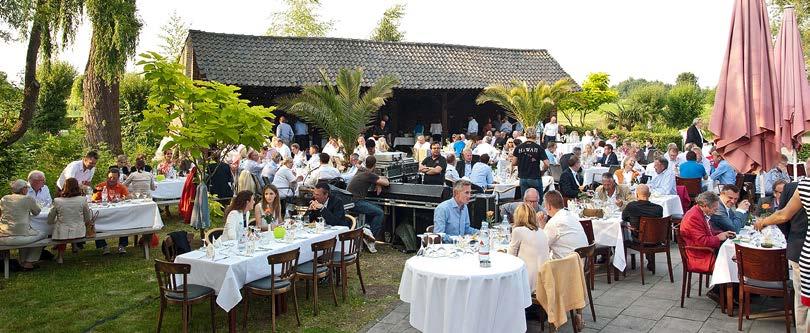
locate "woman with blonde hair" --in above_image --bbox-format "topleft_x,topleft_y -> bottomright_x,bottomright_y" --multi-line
614,157 -> 640,186
508,203 -> 550,294
376,137 -> 390,152
580,144 -> 597,166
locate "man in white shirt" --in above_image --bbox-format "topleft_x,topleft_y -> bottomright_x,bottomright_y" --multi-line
666,147 -> 685,172
648,157 -> 677,195
542,116 -> 559,145
305,153 -> 341,187
56,150 -> 99,191
413,135 -> 430,162
472,136 -> 497,158
27,170 -> 52,205
467,116 -> 479,136
538,190 -> 588,259
291,143 -> 307,169
342,153 -> 362,183
445,153 -> 460,183
307,146 -> 321,170
272,137 -> 292,160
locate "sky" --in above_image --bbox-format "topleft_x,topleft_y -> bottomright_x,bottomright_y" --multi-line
0,0 -> 736,87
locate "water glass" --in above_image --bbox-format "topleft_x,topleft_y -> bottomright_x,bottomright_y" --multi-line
316,217 -> 325,233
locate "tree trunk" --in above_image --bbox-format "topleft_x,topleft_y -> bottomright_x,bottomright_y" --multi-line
1,3 -> 43,147
83,38 -> 123,154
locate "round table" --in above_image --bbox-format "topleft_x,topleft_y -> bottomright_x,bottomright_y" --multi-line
399,250 -> 531,333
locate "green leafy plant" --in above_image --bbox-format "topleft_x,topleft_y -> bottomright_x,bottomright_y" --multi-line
604,101 -> 651,131
277,68 -> 399,161
564,72 -> 618,127
664,83 -> 704,129
32,61 -> 77,133
371,3 -> 405,42
476,78 -> 576,131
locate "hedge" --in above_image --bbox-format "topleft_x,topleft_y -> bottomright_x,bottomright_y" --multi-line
561,125 -> 683,151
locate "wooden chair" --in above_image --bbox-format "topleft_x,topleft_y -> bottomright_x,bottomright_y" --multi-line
426,225 -> 434,233
734,244 -> 793,332
625,216 -> 674,285
243,248 -> 301,332
579,219 -> 617,284
295,237 -> 339,315
154,260 -> 216,333
345,215 -> 357,230
205,228 -> 224,244
329,228 -> 367,302
674,229 -> 716,308
676,177 -> 701,207
574,243 -> 597,322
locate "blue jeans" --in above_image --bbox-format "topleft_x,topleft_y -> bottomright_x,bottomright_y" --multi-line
520,178 -> 545,205
352,200 -> 384,237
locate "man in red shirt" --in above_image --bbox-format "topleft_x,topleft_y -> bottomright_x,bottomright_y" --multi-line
679,191 -> 735,300
91,168 -> 130,255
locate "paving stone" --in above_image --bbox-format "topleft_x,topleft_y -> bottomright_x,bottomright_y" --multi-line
594,288 -> 644,308
748,317 -> 794,332
583,304 -> 623,319
666,305 -> 712,322
367,322 -> 393,333
650,316 -> 703,333
605,314 -> 657,332
599,324 -> 649,333
698,316 -> 751,332
379,310 -> 407,324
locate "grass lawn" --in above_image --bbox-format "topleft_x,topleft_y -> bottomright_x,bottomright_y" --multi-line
0,208 -> 410,332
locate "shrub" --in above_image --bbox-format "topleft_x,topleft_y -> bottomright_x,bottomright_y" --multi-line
664,84 -> 704,129
601,128 -> 683,151
31,61 -> 77,133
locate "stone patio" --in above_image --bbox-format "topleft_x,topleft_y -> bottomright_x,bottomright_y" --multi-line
361,244 -> 795,333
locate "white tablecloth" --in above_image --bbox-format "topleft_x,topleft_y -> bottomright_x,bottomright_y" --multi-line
399,251 -> 531,333
393,137 -> 416,147
175,226 -> 348,311
583,166 -> 610,186
649,194 -> 684,217
151,177 -> 186,199
709,230 -> 787,287
30,200 -> 164,234
590,217 -> 626,271
557,142 -> 584,156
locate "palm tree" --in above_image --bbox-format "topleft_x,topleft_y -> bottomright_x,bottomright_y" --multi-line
476,78 -> 576,131
277,68 -> 399,161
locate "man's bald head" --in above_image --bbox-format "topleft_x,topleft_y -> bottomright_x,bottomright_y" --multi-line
636,184 -> 651,200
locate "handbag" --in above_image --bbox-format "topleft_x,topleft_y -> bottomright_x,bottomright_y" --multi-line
86,210 -> 100,238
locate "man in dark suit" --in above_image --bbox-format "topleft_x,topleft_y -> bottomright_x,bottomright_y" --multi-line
596,144 -> 619,167
308,183 -> 351,228
559,156 -> 584,199
709,185 -> 750,233
685,118 -> 708,148
559,147 -> 581,175
455,148 -> 479,178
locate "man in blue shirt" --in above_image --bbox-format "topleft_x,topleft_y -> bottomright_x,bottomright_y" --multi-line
710,155 -> 738,186
469,153 -> 494,190
434,180 -> 479,237
755,154 -> 791,195
678,151 -> 706,180
452,135 -> 466,157
276,116 -> 294,146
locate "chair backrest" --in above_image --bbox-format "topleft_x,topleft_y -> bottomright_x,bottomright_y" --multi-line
674,228 -> 688,264
154,259 -> 191,299
638,216 -> 672,245
676,177 -> 701,197
311,237 -> 337,269
344,215 -> 357,230
426,225 -> 435,233
337,228 -> 363,260
161,236 -> 177,262
578,219 -> 595,245
735,244 -> 789,282
549,164 -> 563,182
206,228 -> 224,244
734,173 -> 745,190
268,248 -> 300,284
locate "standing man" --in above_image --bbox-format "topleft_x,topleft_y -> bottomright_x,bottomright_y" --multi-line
512,127 -> 550,203
347,156 -> 389,251
685,118 -> 708,148
433,180 -> 479,237
542,116 -> 559,145
412,135 -> 430,163
467,115 -> 479,137
276,116 -> 294,146
420,143 -> 448,185
293,118 -> 309,150
56,151 -> 99,193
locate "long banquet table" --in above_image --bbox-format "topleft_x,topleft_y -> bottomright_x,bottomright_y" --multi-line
399,249 -> 531,333
30,200 -> 164,235
151,176 -> 186,199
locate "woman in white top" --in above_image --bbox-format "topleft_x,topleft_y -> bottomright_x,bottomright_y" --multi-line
123,160 -> 156,195
323,138 -> 341,157
271,158 -> 301,200
581,130 -> 594,146
254,185 -> 282,231
508,203 -> 550,294
376,137 -> 390,152
580,144 -> 597,166
354,136 -> 369,161
222,191 -> 255,241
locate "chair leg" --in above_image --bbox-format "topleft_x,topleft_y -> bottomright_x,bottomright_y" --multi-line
570,309 -> 578,333
270,291 -> 276,333
706,274 -> 711,288
606,251 -> 612,284
341,265 -> 348,302
589,257 -> 596,289
188,304 -> 193,327
680,271 -> 688,308
210,296 -> 216,333
181,303 -> 189,333
242,291 -> 250,332
329,270 -> 339,307
313,277 -> 319,316
738,290 -> 744,331
666,249 -> 674,283
585,276 -> 596,322
356,260 -> 366,294
157,299 -> 166,333
745,293 -> 751,320
305,280 -> 310,300
639,250 -> 646,285
291,280 -> 301,326
686,272 -> 692,298
698,274 -> 703,296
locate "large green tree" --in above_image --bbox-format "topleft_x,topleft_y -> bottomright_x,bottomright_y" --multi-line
278,68 -> 399,161
32,61 -> 77,133
477,78 -> 576,130
119,73 -> 153,144
566,72 -> 618,127
266,0 -> 333,37
82,0 -> 141,154
675,72 -> 699,86
371,4 -> 405,42
0,72 -> 23,137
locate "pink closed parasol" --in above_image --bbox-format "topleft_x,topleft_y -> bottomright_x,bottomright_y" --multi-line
774,5 -> 810,153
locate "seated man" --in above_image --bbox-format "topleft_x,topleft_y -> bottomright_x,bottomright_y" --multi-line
621,184 -> 664,242
596,144 -> 619,167
678,151 -> 707,180
537,190 -> 588,259
469,153 -> 495,190
709,185 -> 750,233
499,188 -> 544,223
545,141 -> 558,165
755,154 -> 791,196
307,183 -> 350,228
559,156 -> 584,199
304,153 -> 341,187
710,155 -> 738,186
594,172 -> 634,209
26,170 -> 52,206
444,153 -> 460,183
433,180 -> 479,238
347,156 -> 389,251
679,191 -> 735,298
648,157 -> 676,195
91,168 -> 130,255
